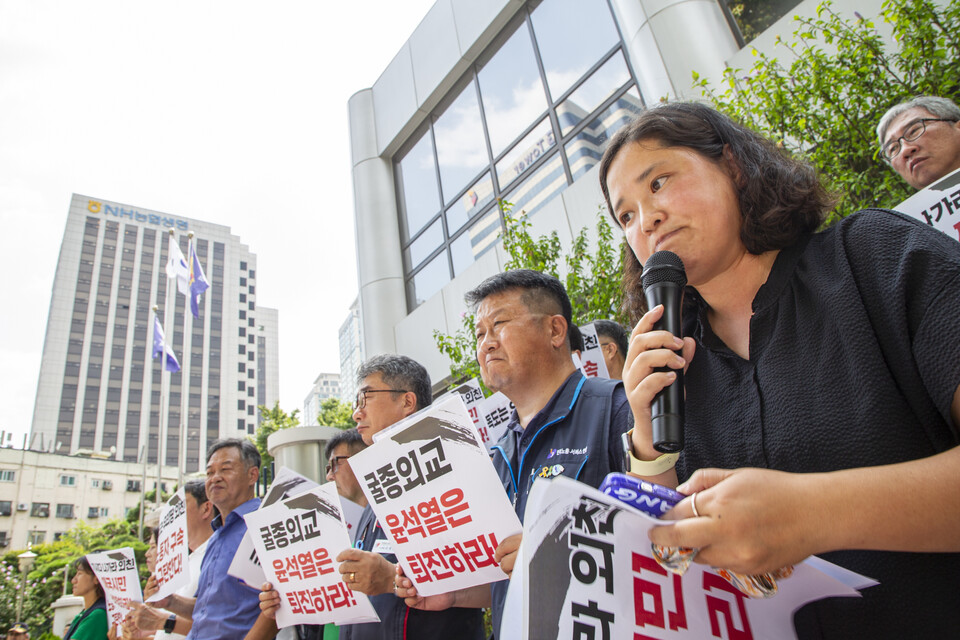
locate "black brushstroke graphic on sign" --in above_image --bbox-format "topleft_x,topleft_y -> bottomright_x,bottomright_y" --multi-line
391,416 -> 476,449
527,514 -> 573,640
286,491 -> 341,522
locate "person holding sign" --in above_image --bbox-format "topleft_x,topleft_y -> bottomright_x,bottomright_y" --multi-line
877,96 -> 960,190
128,480 -> 216,639
396,270 -> 633,637
150,439 -> 270,640
64,556 -> 108,640
337,355 -> 483,640
602,101 -> 960,637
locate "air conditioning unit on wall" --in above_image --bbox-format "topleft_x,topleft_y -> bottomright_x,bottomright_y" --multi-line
16,503 -> 27,511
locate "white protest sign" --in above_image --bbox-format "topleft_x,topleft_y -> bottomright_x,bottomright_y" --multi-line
353,395 -> 522,596
340,497 -> 365,544
86,548 -> 143,636
474,391 -> 514,452
440,378 -> 486,431
578,323 -> 610,379
893,166 -> 960,240
514,476 -> 875,640
229,466 -> 320,587
244,483 -> 379,628
148,488 -> 190,602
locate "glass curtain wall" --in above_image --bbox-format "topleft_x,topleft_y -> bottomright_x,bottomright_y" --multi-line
394,0 -> 645,309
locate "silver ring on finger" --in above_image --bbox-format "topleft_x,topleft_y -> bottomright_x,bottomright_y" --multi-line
691,491 -> 701,518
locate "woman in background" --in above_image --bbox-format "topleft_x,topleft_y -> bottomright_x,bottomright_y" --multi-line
64,556 -> 108,640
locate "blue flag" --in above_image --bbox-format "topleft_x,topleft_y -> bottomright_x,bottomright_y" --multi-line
189,239 -> 210,318
152,316 -> 181,372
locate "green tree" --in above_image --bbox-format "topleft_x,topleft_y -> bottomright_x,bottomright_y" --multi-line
251,402 -> 300,470
125,486 -> 173,526
694,0 -> 960,224
316,397 -> 356,429
433,201 -> 626,388
1,520 -> 149,634
724,0 -> 804,43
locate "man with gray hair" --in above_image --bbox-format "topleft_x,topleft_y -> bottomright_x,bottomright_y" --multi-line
877,95 -> 960,190
255,356 -> 484,640
148,438 -> 268,639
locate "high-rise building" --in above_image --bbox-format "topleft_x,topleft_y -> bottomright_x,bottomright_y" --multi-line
301,373 -> 342,426
30,194 -> 279,473
337,298 -> 363,404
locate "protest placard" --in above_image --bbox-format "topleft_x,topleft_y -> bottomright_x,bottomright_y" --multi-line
86,548 -> 143,636
351,395 -> 523,596
148,488 -> 190,602
509,476 -> 876,640
439,379 -> 486,433
578,323 -> 610,380
244,483 -> 379,628
475,391 -> 513,452
893,166 -> 960,240
229,466 -> 320,587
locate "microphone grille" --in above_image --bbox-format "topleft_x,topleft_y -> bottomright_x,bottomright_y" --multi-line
641,251 -> 687,291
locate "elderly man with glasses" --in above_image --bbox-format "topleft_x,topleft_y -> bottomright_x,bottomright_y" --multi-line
256,355 -> 484,640
877,95 -> 960,190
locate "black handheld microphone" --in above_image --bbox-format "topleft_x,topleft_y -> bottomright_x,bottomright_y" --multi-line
641,250 -> 687,453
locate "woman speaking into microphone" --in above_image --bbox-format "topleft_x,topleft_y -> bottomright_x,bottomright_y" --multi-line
600,101 -> 960,639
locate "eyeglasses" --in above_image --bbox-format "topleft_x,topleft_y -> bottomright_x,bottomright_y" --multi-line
325,455 -> 351,475
882,118 -> 958,160
353,388 -> 408,411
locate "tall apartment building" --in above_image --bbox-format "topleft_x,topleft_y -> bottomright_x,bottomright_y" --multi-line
301,373 -> 342,426
30,194 -> 279,473
337,298 -> 364,404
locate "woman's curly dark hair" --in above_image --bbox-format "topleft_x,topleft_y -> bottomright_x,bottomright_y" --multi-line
598,102 -> 833,322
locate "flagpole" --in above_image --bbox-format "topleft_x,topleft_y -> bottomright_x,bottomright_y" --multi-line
178,233 -> 195,488
138,444 -> 147,538
158,231 -> 175,508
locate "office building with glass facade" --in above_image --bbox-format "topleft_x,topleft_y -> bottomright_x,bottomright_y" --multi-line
349,0 -> 749,385
30,194 -> 279,472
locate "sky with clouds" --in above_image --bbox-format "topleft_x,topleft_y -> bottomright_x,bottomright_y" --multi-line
0,0 -> 436,447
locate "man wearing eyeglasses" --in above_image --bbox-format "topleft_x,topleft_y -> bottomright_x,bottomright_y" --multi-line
877,96 -> 960,190
324,428 -> 368,515
338,355 -> 483,640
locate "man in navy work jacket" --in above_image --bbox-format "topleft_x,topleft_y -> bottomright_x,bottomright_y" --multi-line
395,269 -> 632,638
151,438 -> 268,640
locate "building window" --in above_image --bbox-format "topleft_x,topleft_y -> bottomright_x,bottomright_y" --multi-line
0,501 -> 11,516
28,531 -> 45,546
60,474 -> 77,486
0,470 -> 15,482
54,532 -> 66,541
56,504 -> 76,518
31,502 -> 50,518
88,506 -> 99,518
238,419 -> 246,430
0,531 -> 8,547
90,478 -> 101,488
240,310 -> 246,320
394,0 -> 642,309
100,507 -> 109,517
240,277 -> 247,286
240,261 -> 247,271
126,479 -> 141,492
